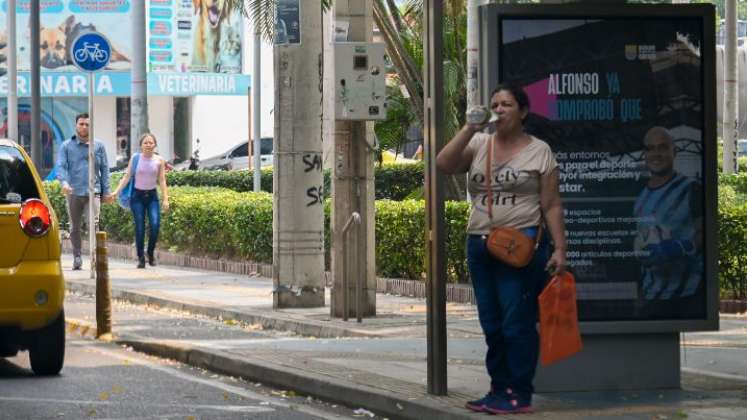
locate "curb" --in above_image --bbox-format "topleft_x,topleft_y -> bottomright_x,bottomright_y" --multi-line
65,280 -> 381,339
64,318 -> 475,420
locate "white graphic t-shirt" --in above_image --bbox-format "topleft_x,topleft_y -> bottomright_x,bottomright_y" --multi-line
465,133 -> 558,235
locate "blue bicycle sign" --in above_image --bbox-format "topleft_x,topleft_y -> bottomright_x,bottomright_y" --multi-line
70,32 -> 111,72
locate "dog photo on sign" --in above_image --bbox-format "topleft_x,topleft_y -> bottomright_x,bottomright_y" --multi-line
33,15 -> 131,70
191,0 -> 241,73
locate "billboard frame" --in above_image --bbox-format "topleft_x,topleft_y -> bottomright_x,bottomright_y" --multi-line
479,3 -> 718,334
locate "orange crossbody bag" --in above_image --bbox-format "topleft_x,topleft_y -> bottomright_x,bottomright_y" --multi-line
484,137 -> 542,268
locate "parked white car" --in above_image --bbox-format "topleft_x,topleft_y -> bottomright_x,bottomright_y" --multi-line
174,138 -> 273,171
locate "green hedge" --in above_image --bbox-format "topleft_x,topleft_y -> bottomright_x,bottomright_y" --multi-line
46,182 -> 467,283
165,162 -> 424,201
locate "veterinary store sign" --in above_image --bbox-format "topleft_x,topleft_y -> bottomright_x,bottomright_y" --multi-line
0,71 -> 250,96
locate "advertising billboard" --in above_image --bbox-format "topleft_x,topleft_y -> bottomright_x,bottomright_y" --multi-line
0,0 -> 132,71
0,0 -> 248,95
480,4 -> 717,332
147,0 -> 243,74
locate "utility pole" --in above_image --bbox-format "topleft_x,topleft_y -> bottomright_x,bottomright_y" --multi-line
30,0 -> 41,167
329,1 -> 377,319
424,0 -> 446,396
131,0 -> 149,149
253,26 -> 262,191
724,0 -> 738,174
273,0 -> 325,308
7,0 -> 18,142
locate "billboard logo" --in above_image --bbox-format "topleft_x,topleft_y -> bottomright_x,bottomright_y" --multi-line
625,44 -> 657,60
625,45 -> 638,60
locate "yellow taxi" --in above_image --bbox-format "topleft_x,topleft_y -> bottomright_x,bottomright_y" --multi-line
0,139 -> 65,375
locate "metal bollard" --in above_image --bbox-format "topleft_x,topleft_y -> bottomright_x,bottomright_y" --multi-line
95,231 -> 112,338
340,212 -> 361,322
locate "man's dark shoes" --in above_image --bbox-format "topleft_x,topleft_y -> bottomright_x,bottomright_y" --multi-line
137,257 -> 146,269
148,253 -> 156,266
72,256 -> 82,270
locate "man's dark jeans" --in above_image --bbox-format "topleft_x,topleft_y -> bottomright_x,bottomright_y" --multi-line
467,227 -> 550,399
131,189 -> 161,259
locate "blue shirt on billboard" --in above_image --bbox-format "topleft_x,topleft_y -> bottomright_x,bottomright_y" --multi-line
634,172 -> 702,300
56,135 -> 111,197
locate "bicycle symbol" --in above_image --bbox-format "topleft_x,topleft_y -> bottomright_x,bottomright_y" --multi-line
74,42 -> 109,64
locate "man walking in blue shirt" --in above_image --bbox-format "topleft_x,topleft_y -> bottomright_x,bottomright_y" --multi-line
56,113 -> 113,270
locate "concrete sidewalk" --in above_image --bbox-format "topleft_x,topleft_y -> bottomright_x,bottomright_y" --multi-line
62,254 -> 747,419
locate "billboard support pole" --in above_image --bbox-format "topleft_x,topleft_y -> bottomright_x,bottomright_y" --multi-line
253,28 -> 262,192
131,0 -> 149,150
88,72 -> 96,280
30,0 -> 41,167
7,0 -> 18,142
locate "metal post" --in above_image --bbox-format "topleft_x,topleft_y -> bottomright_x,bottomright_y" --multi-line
88,72 -> 96,280
340,212 -> 360,322
424,0 -> 447,396
253,28 -> 262,191
248,86 -> 252,171
131,0 -> 149,146
30,0 -> 41,167
7,0 -> 18,142
95,231 -> 112,338
724,0 -> 738,174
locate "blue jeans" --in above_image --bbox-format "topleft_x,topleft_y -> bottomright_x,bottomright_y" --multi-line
467,227 -> 550,399
131,189 -> 161,259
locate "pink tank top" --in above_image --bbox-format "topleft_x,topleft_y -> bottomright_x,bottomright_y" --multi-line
134,155 -> 161,190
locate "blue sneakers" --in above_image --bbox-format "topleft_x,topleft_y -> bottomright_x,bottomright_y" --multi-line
465,391 -> 498,413
484,392 -> 534,415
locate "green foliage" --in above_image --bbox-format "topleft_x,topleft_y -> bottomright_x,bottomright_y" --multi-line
373,199 -> 469,282
44,181 -> 68,230
716,142 -> 747,173
372,162 -> 425,200
719,201 -> 747,299
164,165 -> 425,201
375,199 -> 426,279
374,86 -> 418,161
166,169 -> 274,192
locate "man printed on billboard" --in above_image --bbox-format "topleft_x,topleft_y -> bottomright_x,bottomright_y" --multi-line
634,126 -> 703,314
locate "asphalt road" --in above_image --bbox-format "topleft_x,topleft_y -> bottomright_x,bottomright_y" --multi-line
0,338 -> 365,420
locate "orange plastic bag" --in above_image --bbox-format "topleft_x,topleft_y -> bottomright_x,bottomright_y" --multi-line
538,271 -> 582,365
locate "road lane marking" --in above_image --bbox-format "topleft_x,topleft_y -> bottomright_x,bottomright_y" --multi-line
0,396 -> 272,413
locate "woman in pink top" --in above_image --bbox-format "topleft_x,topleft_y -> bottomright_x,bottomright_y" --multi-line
112,133 -> 170,268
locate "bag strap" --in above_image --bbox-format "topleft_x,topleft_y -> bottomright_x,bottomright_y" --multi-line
486,136 -> 493,221
486,135 -> 543,247
130,153 -> 141,187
